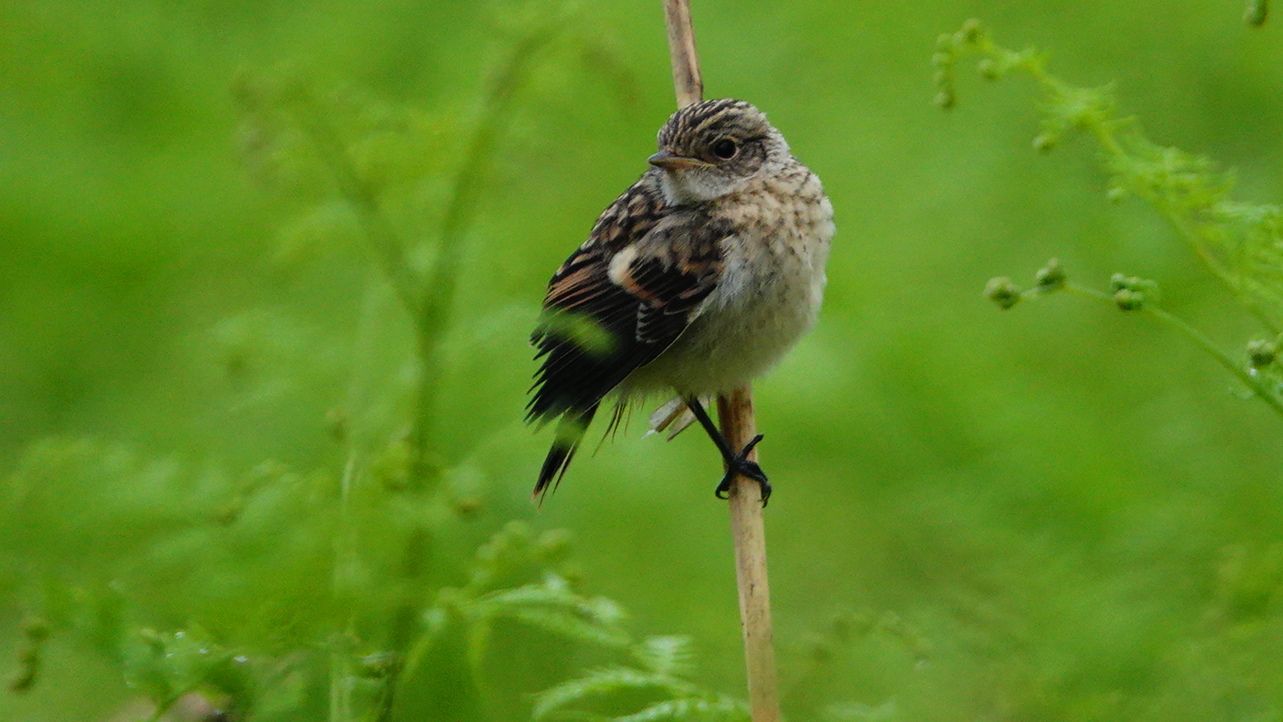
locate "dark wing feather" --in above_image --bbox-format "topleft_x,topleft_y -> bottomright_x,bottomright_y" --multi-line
527,174 -> 728,500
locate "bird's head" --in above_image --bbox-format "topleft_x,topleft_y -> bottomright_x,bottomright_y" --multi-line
649,98 -> 790,205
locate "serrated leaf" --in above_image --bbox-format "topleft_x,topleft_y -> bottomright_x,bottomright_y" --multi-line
612,697 -> 749,722
633,636 -> 696,676
499,607 -> 630,648
532,667 -> 697,720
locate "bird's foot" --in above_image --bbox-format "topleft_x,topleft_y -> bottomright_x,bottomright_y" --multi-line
714,434 -> 771,506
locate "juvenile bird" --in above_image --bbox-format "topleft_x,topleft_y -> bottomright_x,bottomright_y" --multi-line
527,98 -> 834,504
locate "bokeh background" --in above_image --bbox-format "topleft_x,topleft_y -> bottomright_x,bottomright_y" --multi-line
4,1 -> 1283,720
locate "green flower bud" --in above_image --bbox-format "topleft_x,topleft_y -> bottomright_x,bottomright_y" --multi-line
1035,258 -> 1066,291
1106,186 -> 1128,204
1109,274 -> 1159,303
933,90 -> 956,109
931,52 -> 952,68
1032,133 -> 1056,152
20,618 -> 49,642
977,58 -> 999,80
1113,288 -> 1145,311
960,19 -> 984,42
1247,339 -> 1277,368
1245,0 -> 1268,26
936,33 -> 954,50
985,277 -> 1022,310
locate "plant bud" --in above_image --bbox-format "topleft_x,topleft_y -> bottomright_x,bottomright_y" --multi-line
1035,258 -> 1066,291
1247,339 -> 1277,368
1113,288 -> 1145,311
1245,0 -> 1268,26
985,277 -> 1022,310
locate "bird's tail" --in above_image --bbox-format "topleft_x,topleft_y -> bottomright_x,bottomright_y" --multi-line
533,404 -> 598,505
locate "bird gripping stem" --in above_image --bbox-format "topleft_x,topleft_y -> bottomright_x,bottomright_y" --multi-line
661,2 -> 780,720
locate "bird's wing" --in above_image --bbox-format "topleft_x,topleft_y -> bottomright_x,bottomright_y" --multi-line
527,175 -> 728,426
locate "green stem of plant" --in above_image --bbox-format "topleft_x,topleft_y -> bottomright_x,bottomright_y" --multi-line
969,34 -> 1281,335
1064,283 -> 1283,419
329,451 -> 360,722
375,21 -> 562,720
409,26 -> 560,483
292,99 -> 422,318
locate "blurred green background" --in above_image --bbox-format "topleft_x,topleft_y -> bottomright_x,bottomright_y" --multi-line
4,1 -> 1283,720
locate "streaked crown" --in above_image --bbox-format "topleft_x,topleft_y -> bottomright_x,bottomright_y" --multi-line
651,98 -> 790,204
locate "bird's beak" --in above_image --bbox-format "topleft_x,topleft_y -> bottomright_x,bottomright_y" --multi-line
648,150 -> 709,171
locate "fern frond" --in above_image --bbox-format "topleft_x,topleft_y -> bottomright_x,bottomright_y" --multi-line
632,636 -> 696,676
612,697 -> 749,722
532,667 -> 697,720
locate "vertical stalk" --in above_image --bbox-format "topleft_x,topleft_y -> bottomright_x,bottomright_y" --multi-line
662,2 -> 781,720
716,389 -> 780,722
411,28 -> 560,481
329,451 -> 359,722
663,0 -> 703,107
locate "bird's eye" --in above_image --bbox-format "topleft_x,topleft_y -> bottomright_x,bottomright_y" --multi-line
711,139 -> 738,160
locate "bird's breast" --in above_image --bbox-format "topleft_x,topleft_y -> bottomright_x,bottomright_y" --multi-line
625,165 -> 834,395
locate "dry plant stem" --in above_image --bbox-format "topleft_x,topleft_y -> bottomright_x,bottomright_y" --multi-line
717,389 -> 781,722
663,0 -> 703,107
662,1 -> 780,719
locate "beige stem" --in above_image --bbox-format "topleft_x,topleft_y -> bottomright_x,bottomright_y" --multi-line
717,388 -> 780,722
660,2 -> 781,720
663,0 -> 703,108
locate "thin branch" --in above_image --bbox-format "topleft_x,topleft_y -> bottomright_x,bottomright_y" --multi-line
716,389 -> 781,722
663,0 -> 703,108
661,2 -> 781,720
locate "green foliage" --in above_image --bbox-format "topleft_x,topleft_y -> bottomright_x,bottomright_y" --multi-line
947,20 -> 1283,420
531,635 -> 748,721
6,2 -> 1283,721
0,4 -> 758,720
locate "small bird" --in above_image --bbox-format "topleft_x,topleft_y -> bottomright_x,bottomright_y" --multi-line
526,98 -> 834,504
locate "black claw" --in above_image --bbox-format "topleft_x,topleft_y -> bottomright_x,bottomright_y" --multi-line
683,398 -> 774,506
713,434 -> 771,506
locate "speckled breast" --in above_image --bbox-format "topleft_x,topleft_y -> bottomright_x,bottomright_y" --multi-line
624,164 -> 834,396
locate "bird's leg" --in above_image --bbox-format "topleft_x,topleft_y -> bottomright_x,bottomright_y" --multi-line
684,396 -> 771,506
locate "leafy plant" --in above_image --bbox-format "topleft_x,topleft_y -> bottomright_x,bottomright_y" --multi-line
0,3 -> 758,720
935,19 -> 1283,419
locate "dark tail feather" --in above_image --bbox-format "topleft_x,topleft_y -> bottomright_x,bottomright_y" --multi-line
533,405 -> 598,505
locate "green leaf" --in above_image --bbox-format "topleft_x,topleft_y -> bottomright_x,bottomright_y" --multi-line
532,667 -> 697,720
